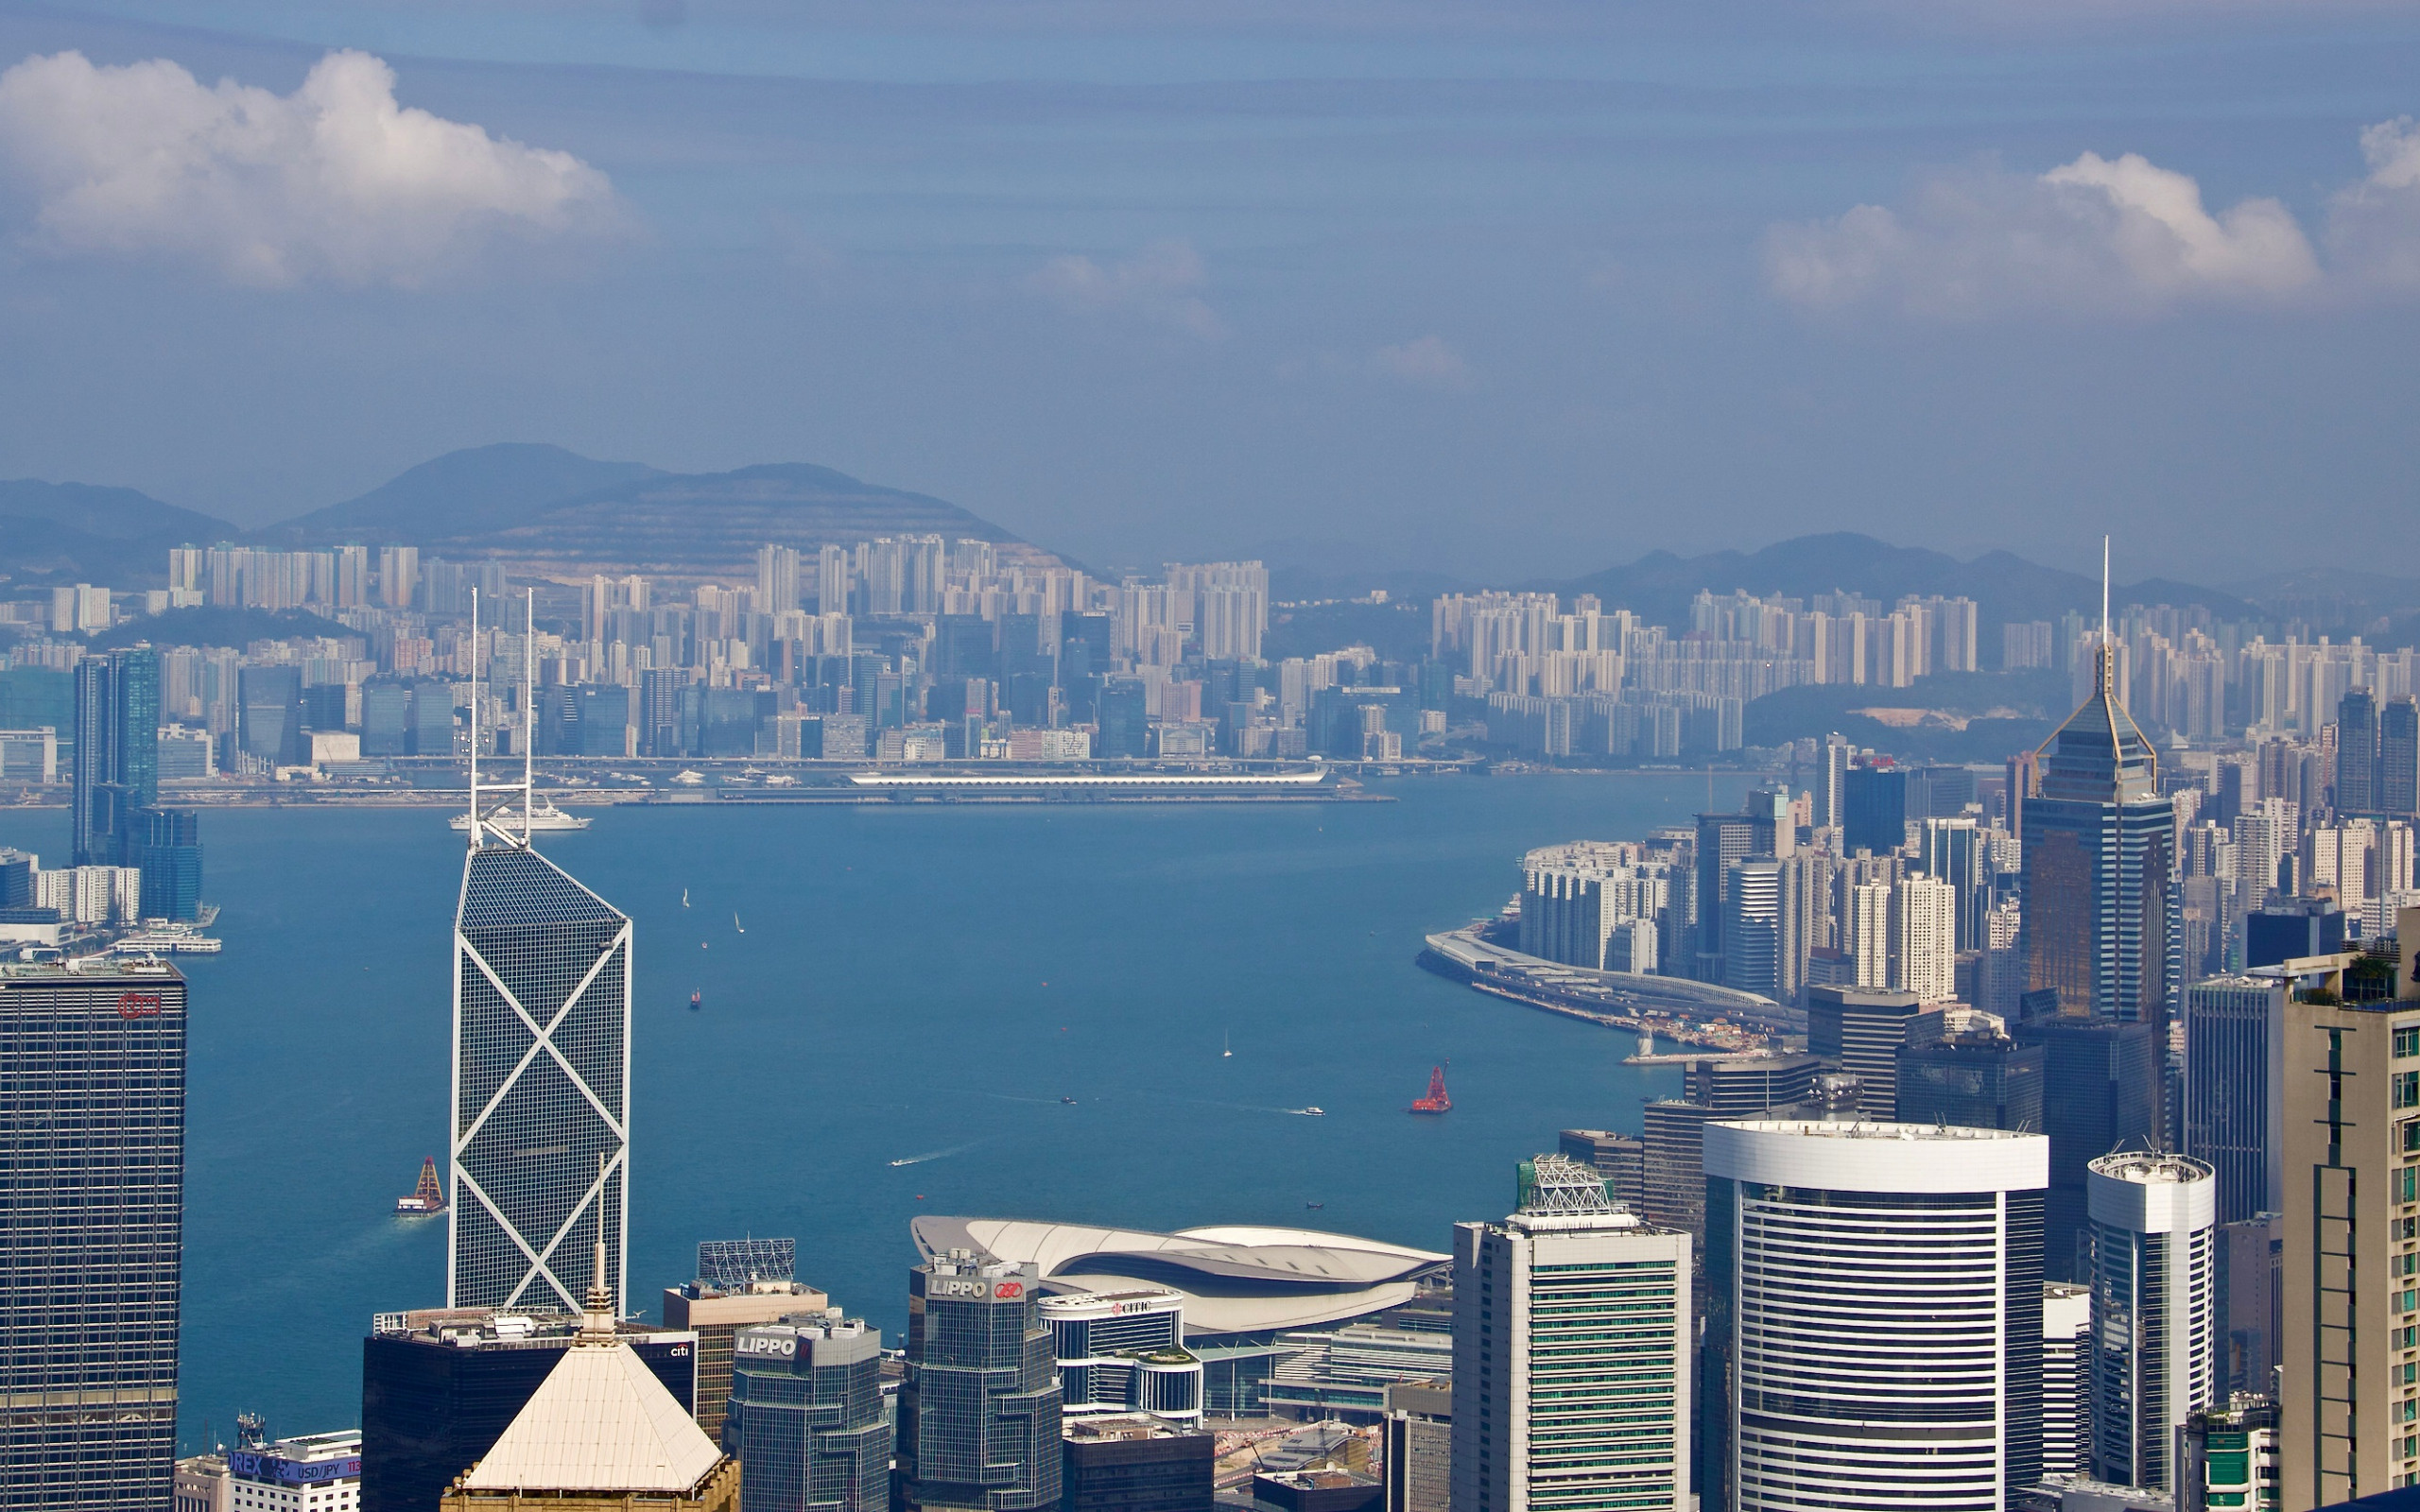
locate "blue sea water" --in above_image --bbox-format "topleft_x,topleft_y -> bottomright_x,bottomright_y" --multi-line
0,770 -> 1753,1451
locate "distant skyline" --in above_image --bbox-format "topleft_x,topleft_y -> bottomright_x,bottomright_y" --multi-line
0,1 -> 2415,584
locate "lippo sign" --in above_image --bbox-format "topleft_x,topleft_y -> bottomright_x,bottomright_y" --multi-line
115,991 -> 164,1021
925,1276 -> 1026,1301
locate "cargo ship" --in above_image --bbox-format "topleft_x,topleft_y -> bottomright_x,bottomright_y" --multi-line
1408,1065 -> 1452,1115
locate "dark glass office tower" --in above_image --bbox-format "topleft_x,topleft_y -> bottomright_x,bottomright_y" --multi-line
131,809 -> 203,923
2014,1014 -> 2164,1281
2020,640 -> 2180,1026
723,1317 -> 890,1512
71,649 -> 161,867
2384,696 -> 2419,816
1894,1020 -> 2045,1131
450,845 -> 631,1313
0,961 -> 185,1511
899,1252 -> 1063,1512
2337,688 -> 2379,814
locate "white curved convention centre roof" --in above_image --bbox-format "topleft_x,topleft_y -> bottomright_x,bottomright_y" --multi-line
909,1216 -> 1447,1338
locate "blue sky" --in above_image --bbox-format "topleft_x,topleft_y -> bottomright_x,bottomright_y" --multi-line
0,0 -> 2415,582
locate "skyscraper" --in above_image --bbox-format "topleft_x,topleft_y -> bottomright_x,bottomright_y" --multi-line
2020,631 -> 2180,1026
2383,696 -> 2419,816
1451,1154 -> 1689,1512
1809,731 -> 1849,832
2041,1282 -> 2091,1478
0,959 -> 186,1510
2183,975 -> 2288,1226
898,1251 -> 1062,1512
723,1315 -> 890,1512
1700,1120 -> 2048,1512
2014,1012 -> 2166,1281
71,648 -> 161,867
451,593 -> 631,1314
2338,688 -> 2380,815
2279,944 -> 2420,1505
2085,1151 -> 2218,1495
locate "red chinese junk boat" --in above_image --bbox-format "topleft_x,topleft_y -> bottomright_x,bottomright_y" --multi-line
1409,1064 -> 1452,1114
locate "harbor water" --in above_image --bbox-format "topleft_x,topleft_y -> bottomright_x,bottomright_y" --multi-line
0,769 -> 1754,1448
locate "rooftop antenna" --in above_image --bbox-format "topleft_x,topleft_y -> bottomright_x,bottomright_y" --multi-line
464,585 -> 534,851
522,589 -> 537,844
466,586 -> 481,851
2100,535 -> 2111,649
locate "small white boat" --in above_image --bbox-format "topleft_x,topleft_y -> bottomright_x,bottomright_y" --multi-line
450,798 -> 591,833
1300,1107 -> 1325,1117
734,913 -> 745,934
671,769 -> 706,786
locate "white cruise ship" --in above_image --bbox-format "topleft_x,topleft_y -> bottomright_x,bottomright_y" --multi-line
448,798 -> 593,834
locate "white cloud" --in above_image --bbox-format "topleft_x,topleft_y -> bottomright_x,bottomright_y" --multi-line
1029,239 -> 1224,338
0,49 -> 618,287
1371,335 -> 1472,389
2327,116 -> 2420,290
1766,144 -> 2325,318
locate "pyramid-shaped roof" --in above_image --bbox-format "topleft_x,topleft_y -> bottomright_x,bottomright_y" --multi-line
458,1339 -> 723,1494
458,845 -> 626,933
2037,641 -> 2158,804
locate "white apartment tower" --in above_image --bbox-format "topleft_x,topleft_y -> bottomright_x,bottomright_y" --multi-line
1452,1154 -> 1690,1512
1701,1120 -> 2049,1511
2085,1151 -> 2218,1494
1893,874 -> 1958,1003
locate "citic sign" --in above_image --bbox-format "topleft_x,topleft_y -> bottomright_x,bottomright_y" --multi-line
116,992 -> 164,1021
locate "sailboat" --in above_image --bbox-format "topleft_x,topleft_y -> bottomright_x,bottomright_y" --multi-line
735,913 -> 745,934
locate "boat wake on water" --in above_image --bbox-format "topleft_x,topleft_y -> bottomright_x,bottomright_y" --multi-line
888,1142 -> 979,1168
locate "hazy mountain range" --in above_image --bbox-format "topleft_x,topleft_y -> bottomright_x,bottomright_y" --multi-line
1,443 -> 2408,635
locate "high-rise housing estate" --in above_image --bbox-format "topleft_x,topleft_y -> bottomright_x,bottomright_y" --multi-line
1699,1120 -> 2048,1512
2280,937 -> 2420,1506
898,1251 -> 1063,1512
2086,1151 -> 2218,1495
450,593 -> 632,1314
722,1315 -> 890,1512
1893,873 -> 1957,1002
1450,1154 -> 1689,1512
2020,630 -> 2180,1026
2183,975 -> 2288,1226
0,959 -> 186,1511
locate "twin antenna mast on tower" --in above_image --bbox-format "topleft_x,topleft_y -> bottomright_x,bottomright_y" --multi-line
465,586 -> 539,850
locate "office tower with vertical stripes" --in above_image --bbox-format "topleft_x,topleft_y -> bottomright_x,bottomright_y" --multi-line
1452,1155 -> 1690,1512
0,960 -> 186,1510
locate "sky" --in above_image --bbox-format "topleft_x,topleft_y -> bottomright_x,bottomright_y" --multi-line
0,0 -> 2416,584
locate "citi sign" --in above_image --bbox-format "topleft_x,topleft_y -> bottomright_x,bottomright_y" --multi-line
115,992 -> 164,1021
927,1278 -> 1024,1301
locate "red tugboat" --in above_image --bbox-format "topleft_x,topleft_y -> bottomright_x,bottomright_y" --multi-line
1409,1063 -> 1453,1114
395,1157 -> 445,1215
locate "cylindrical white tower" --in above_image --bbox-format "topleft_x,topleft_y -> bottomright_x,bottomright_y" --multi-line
2086,1150 -> 2218,1493
1701,1120 -> 2051,1512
